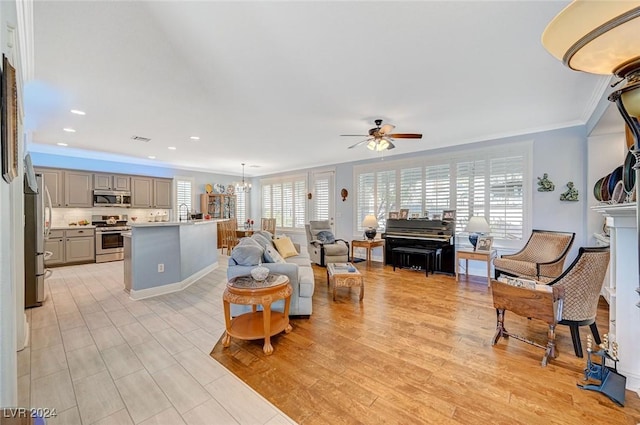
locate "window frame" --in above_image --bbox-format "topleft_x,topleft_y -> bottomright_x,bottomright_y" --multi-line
353,141 -> 532,249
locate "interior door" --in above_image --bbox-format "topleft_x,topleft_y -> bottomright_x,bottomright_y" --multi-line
310,171 -> 335,231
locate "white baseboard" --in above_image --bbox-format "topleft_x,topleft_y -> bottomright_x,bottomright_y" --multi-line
129,262 -> 219,300
622,369 -> 640,395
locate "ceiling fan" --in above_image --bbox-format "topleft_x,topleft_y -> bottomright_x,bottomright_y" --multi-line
341,119 -> 422,151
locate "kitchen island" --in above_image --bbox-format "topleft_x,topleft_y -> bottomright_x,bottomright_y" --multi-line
123,220 -> 220,300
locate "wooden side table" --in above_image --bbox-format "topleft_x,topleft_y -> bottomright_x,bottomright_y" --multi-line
491,280 -> 564,366
222,274 -> 292,355
351,239 -> 385,264
456,248 -> 497,286
326,262 -> 364,301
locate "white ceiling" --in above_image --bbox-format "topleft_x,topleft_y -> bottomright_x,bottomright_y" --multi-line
26,1 -> 610,178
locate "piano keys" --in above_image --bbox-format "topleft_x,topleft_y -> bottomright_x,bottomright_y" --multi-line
382,218 -> 456,275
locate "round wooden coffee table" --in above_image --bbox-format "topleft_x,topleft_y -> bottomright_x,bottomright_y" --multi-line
222,274 -> 292,355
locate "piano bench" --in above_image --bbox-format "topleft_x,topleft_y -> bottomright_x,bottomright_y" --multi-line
392,247 -> 435,276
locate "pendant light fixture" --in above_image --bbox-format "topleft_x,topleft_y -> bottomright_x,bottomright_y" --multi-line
235,163 -> 251,193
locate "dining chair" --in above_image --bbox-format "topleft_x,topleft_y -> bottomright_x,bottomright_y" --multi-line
261,218 -> 276,235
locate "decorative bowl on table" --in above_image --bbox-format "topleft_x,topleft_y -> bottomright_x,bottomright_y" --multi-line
251,264 -> 269,282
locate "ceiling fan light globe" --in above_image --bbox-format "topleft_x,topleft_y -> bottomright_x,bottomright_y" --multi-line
378,139 -> 390,151
366,140 -> 377,151
621,78 -> 640,116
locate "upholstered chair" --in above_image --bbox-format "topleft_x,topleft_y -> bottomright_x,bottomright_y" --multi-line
494,230 -> 575,281
541,246 -> 610,357
305,220 -> 349,267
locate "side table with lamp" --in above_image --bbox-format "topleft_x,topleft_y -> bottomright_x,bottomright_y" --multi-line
351,215 -> 385,264
458,216 -> 495,286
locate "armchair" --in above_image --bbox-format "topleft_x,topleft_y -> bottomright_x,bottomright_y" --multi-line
494,229 -> 575,281
305,220 -> 349,267
543,247 -> 610,357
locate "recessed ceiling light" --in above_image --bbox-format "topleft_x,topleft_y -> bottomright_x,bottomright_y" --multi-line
168,146 -> 176,150
70,109 -> 86,115
56,142 -> 68,147
148,155 -> 156,159
190,136 -> 200,140
63,128 -> 76,133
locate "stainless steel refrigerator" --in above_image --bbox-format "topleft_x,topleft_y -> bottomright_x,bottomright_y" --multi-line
24,171 -> 50,308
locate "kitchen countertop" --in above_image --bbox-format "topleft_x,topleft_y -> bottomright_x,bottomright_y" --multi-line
52,225 -> 96,230
129,219 -> 222,227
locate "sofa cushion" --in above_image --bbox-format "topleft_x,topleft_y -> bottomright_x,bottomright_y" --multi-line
493,257 -> 537,277
316,230 -> 336,244
264,245 -> 286,264
230,244 -> 263,266
323,242 -> 348,256
274,236 -> 299,258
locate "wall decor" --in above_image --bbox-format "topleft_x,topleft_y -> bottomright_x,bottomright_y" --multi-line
307,192 -> 312,200
560,181 -> 579,201
1,54 -> 18,183
537,173 -> 555,192
340,188 -> 348,201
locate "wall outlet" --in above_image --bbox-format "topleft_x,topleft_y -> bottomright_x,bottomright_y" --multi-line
158,263 -> 164,273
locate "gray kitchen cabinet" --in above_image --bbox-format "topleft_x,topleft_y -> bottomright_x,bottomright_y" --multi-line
94,173 -> 130,191
64,171 -> 92,207
153,178 -> 172,208
131,177 -> 153,207
45,228 -> 95,266
44,230 -> 65,266
37,168 -> 64,207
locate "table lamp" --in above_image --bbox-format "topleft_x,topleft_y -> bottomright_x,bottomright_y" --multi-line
465,216 -> 490,248
362,215 -> 379,240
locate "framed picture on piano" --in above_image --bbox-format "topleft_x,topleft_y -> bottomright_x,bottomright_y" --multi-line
443,209 -> 456,221
399,209 -> 409,219
389,211 -> 399,219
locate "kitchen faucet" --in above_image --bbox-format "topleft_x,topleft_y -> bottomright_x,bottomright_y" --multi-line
178,203 -> 190,221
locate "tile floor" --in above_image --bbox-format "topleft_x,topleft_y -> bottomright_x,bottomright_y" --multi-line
18,259 -> 297,425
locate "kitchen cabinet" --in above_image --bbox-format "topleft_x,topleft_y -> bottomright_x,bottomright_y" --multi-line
132,176 -> 172,208
37,168 -> 64,207
94,173 -> 130,191
45,228 -> 95,266
201,194 -> 236,219
44,230 -> 65,266
154,179 -> 172,208
65,171 -> 93,207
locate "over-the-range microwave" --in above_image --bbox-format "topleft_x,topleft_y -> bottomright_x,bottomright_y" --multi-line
93,190 -> 131,207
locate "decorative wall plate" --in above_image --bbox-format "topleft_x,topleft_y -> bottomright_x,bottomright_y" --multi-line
593,177 -> 604,202
601,174 -> 611,202
612,180 -> 626,204
608,166 -> 623,197
205,183 -> 213,194
226,184 -> 235,195
623,149 -> 636,193
215,183 -> 226,194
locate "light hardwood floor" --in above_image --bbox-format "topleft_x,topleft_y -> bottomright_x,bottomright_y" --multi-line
18,260 -> 295,425
211,260 -> 640,425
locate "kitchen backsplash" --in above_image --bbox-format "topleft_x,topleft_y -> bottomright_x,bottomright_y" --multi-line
50,207 -> 174,227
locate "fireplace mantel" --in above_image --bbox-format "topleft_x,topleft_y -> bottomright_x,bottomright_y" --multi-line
592,203 -> 640,394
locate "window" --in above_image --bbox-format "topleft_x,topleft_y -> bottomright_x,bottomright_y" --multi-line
313,178 -> 329,221
175,177 -> 193,219
261,174 -> 307,230
236,191 -> 247,224
354,142 -> 531,244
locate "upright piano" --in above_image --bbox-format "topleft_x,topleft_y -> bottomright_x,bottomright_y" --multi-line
382,219 -> 456,275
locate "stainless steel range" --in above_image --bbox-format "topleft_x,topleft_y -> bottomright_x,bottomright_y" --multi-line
92,215 -> 131,263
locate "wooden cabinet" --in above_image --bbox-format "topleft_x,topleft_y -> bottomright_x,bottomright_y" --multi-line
65,171 -> 93,207
45,228 -> 95,266
44,230 -> 65,266
132,177 -> 172,208
131,177 -> 153,208
94,173 -> 130,191
201,194 -> 236,219
38,169 -> 64,207
154,178 -> 172,208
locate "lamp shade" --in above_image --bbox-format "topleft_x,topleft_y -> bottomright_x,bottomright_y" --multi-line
542,1 -> 640,77
362,214 -> 378,228
464,216 -> 490,233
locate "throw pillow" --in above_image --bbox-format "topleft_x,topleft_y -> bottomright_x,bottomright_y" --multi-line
316,230 -> 336,244
230,244 -> 263,266
263,245 -> 286,264
273,236 -> 299,259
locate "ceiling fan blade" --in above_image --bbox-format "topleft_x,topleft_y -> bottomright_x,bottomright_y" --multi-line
387,133 -> 423,139
340,134 -> 368,137
347,138 -> 372,149
379,124 -> 395,135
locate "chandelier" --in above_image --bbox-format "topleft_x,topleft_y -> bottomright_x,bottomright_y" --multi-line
235,163 -> 251,193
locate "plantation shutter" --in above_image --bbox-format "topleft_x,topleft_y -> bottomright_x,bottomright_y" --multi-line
282,182 -> 293,228
175,178 -> 192,216
424,164 -> 450,217
260,175 -> 307,230
357,172 -> 376,230
489,156 -> 524,240
314,177 -> 329,221
294,180 -> 306,229
262,184 -> 272,219
400,167 -> 423,217
455,160 -> 486,233
376,170 -> 397,231
235,191 -> 246,224
272,183 -> 283,227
